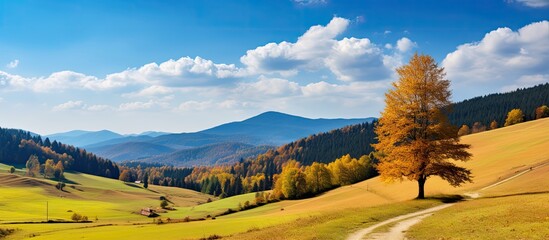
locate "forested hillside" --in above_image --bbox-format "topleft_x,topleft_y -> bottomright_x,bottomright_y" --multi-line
120,121 -> 378,197
0,128 -> 120,179
135,142 -> 273,167
448,83 -> 549,127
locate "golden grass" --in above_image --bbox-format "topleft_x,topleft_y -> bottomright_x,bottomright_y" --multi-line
407,193 -> 549,240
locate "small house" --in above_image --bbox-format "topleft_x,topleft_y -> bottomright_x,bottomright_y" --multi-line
140,208 -> 158,217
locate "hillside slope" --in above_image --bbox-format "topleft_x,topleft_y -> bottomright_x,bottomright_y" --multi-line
137,142 -> 273,167
228,118 -> 549,217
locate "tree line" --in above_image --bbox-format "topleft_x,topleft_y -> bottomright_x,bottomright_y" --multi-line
0,128 -> 120,179
447,83 -> 549,129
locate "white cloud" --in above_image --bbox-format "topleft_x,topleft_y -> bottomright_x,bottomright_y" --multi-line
501,74 -> 549,92
240,17 -> 350,75
325,37 -> 391,81
443,21 -> 549,96
241,17 -> 404,82
123,85 -> 174,98
235,76 -> 301,97
53,100 -> 83,111
6,60 -> 19,69
0,56 -> 244,93
512,0 -> 549,7
108,56 -> 245,88
396,37 -> 417,52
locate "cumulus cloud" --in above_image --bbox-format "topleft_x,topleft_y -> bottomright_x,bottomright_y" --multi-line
241,17 -> 350,75
512,0 -> 549,7
0,55 -> 245,93
396,37 -> 417,52
6,60 -> 19,69
53,100 -> 83,111
443,21 -> 549,95
109,56 -> 245,88
241,17 -> 404,82
325,38 -> 391,81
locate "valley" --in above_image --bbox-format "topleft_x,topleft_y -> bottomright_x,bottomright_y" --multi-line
1,118 -> 547,239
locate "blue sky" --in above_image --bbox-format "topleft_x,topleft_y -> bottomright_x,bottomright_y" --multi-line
1,0 -> 548,135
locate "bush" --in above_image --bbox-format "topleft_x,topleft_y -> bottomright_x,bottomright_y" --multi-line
8,166 -> 15,174
160,200 -> 169,209
0,228 -> 15,238
71,213 -> 89,222
199,234 -> 222,240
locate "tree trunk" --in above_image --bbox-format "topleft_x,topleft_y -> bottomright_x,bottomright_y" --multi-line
416,176 -> 426,199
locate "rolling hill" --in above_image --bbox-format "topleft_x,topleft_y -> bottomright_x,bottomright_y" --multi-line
2,118 -> 547,240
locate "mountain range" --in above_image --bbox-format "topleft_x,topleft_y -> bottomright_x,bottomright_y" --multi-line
46,111 -> 374,166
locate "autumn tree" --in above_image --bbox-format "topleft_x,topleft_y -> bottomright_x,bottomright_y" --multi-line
119,169 -> 132,182
304,162 -> 332,194
54,161 -> 64,179
457,125 -> 470,136
25,155 -> 40,177
504,109 -> 524,126
373,54 -> 472,199
44,159 -> 55,179
535,105 -> 549,119
490,120 -> 498,130
471,122 -> 486,133
273,160 -> 307,199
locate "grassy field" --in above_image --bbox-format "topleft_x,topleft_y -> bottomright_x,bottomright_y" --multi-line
408,193 -> 549,239
0,118 -> 547,239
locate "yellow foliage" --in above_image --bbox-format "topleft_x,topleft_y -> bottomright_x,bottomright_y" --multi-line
504,108 -> 524,126
373,54 -> 472,199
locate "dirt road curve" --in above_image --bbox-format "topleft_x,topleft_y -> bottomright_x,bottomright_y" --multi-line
345,204 -> 454,240
346,162 -> 547,240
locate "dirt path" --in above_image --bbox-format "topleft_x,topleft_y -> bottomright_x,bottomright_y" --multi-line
347,162 -> 547,240
345,204 -> 454,240
366,213 -> 434,240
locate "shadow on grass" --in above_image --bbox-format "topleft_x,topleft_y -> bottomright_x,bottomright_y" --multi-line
482,191 -> 549,199
423,194 -> 465,203
124,182 -> 144,189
